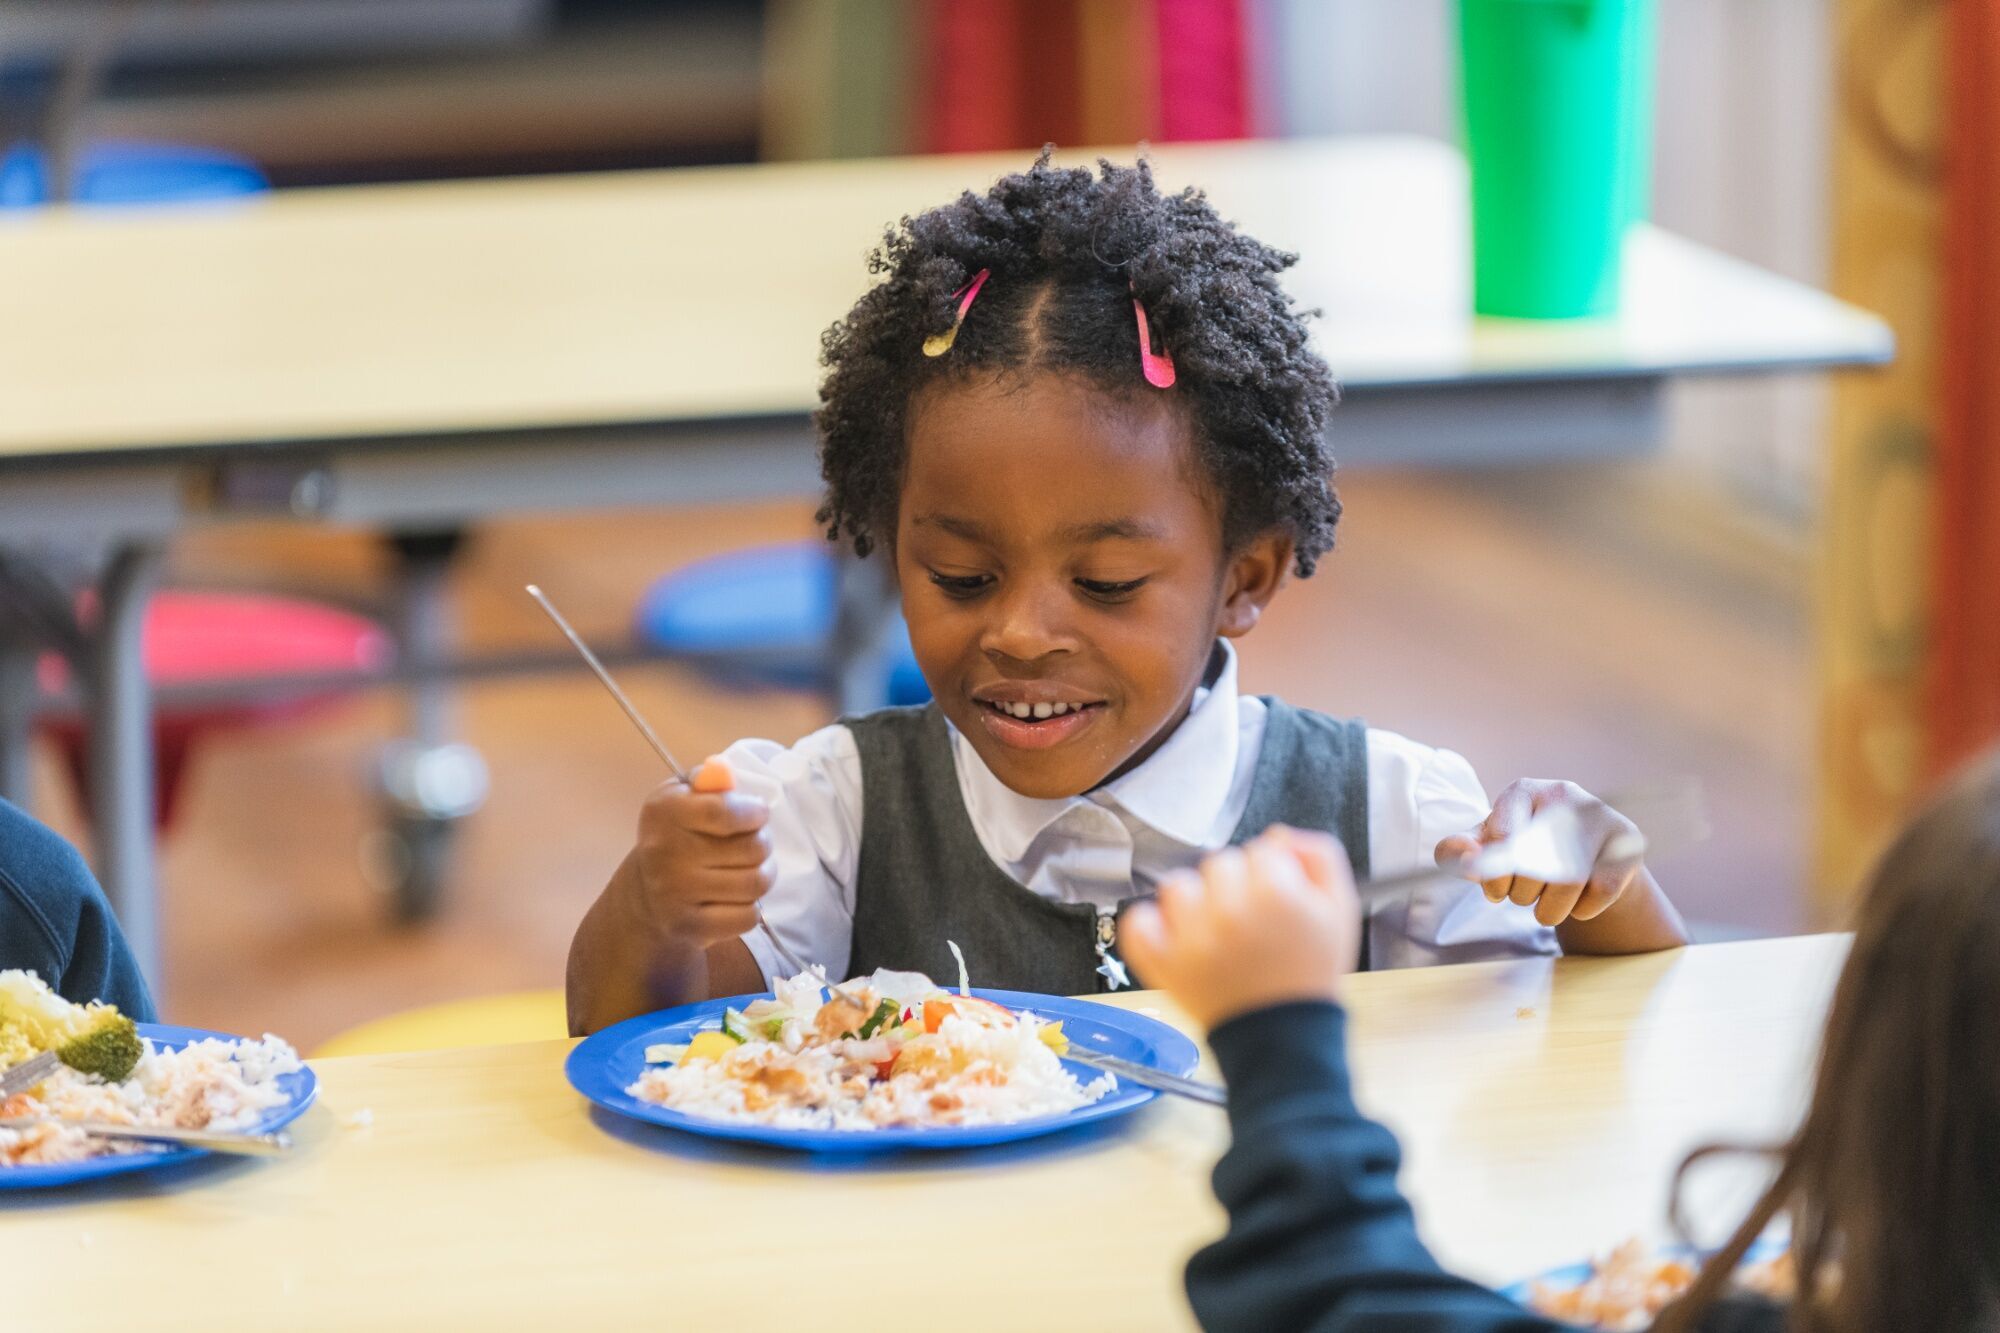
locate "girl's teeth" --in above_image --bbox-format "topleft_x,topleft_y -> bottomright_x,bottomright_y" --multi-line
990,699 -> 1091,720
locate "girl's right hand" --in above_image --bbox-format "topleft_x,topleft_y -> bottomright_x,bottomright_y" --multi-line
626,756 -> 777,947
1119,827 -> 1362,1032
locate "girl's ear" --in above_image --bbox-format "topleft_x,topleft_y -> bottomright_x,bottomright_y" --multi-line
1217,531 -> 1293,639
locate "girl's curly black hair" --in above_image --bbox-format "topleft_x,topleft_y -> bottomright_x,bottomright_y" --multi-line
815,150 -> 1342,577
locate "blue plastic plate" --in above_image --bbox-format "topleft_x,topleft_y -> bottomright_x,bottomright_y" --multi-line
1501,1238 -> 1789,1309
567,988 -> 1200,1153
0,1023 -> 317,1190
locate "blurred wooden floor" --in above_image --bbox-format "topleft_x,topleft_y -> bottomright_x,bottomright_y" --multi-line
24,465 -> 1813,1049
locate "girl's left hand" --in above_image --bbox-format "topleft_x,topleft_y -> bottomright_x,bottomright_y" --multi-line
1432,779 -> 1643,928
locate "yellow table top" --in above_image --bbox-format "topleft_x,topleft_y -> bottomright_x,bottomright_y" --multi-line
0,934 -> 1844,1331
0,137 -> 1888,460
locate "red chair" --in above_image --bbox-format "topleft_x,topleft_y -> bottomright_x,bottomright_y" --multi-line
37,592 -> 391,832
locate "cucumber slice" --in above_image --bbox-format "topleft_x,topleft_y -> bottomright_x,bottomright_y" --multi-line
855,998 -> 900,1040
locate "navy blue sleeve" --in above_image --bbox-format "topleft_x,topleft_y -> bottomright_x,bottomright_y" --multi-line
1187,1001 -> 1566,1333
0,800 -> 155,1021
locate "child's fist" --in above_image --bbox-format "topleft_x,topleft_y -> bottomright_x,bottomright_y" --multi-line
627,755 -> 776,946
1120,827 -> 1361,1032
1433,778 -> 1642,927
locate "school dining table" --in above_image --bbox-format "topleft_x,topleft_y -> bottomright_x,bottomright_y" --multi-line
0,934 -> 1846,1331
0,135 -> 1891,986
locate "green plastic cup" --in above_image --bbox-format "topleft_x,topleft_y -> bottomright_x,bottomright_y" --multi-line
1624,0 -> 1656,223
1458,0 -> 1645,319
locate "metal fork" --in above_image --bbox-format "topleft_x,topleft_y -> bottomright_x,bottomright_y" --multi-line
0,1116 -> 292,1156
1354,779 -> 1709,908
0,1051 -> 60,1100
1072,784 -> 1707,1109
752,923 -> 867,1010
1061,1045 -> 1227,1106
524,584 -> 867,1009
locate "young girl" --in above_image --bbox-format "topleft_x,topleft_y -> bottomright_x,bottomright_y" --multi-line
567,154 -> 1686,1033
1121,753 -> 2000,1332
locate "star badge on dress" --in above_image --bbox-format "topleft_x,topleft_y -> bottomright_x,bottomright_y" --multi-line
1095,950 -> 1132,991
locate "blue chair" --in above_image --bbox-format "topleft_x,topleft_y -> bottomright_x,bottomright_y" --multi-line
0,140 -> 267,208
635,543 -> 930,707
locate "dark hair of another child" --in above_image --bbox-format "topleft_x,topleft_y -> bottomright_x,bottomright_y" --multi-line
1658,750 -> 2000,1332
815,150 -> 1342,577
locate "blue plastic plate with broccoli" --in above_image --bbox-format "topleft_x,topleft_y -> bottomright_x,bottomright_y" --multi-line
0,1023 -> 317,1190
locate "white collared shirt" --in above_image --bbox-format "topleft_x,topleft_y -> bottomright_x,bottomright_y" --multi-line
722,642 -> 1556,984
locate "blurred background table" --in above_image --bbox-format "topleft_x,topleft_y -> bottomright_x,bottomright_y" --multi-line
0,136 -> 1887,468
0,934 -> 1846,1331
0,136 -> 1890,990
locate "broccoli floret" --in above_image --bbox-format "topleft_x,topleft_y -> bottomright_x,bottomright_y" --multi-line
0,969 -> 143,1082
54,1013 -> 143,1082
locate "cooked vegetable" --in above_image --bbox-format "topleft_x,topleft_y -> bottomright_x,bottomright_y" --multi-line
681,1031 -> 739,1063
0,970 -> 143,1082
622,966 -> 1116,1131
855,999 -> 899,1040
813,991 -> 871,1041
55,1020 -> 144,1082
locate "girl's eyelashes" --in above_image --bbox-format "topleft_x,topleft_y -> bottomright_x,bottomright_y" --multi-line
927,569 -> 994,599
1075,576 -> 1149,603
924,569 -> 1149,603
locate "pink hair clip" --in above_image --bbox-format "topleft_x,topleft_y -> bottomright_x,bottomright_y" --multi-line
1133,295 -> 1176,389
923,268 -> 990,357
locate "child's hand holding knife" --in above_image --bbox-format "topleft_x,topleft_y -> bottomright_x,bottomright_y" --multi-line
1433,779 -> 1691,953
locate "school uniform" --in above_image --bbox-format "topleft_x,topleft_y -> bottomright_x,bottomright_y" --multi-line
1187,1000 -> 1786,1332
718,642 -> 1555,993
0,799 -> 155,1019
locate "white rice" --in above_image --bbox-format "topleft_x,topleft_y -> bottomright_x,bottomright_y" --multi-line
629,1011 -> 1112,1131
0,1034 -> 301,1167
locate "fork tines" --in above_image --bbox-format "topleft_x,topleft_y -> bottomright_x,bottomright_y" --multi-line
0,1051 -> 62,1100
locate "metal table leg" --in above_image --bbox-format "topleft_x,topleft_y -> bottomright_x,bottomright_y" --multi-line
370,530 -> 486,922
391,532 -> 459,755
87,543 -> 163,989
0,631 -> 35,808
0,548 -> 90,812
